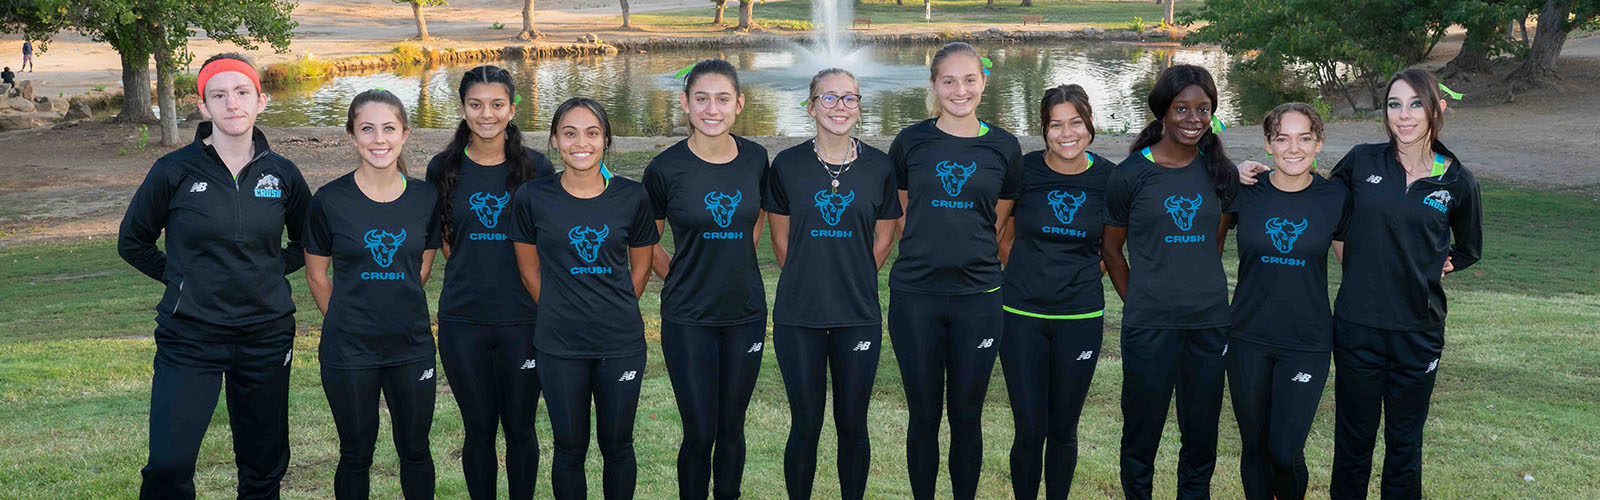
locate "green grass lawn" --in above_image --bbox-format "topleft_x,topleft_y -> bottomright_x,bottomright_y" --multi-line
2,176 -> 1596,498
628,0 -> 1203,31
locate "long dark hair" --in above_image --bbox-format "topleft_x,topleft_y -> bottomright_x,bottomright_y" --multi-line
1382,68 -> 1446,147
344,89 -> 410,176
435,65 -> 540,244
1129,64 -> 1236,204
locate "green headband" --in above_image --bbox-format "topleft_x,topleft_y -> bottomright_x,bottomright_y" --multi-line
1210,115 -> 1227,134
674,65 -> 694,80
513,94 -> 522,105
980,56 -> 992,76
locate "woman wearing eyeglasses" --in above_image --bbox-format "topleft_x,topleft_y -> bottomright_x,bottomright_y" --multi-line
763,68 -> 900,500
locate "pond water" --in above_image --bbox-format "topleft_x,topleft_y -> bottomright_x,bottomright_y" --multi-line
258,42 -> 1312,137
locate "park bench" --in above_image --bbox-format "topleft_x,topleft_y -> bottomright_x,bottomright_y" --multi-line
1021,15 -> 1044,25
853,17 -> 872,28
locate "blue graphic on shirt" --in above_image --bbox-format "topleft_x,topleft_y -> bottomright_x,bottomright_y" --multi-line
934,161 -> 978,197
1264,217 -> 1309,253
567,224 -> 609,263
363,229 -> 406,268
1423,190 -> 1453,213
813,189 -> 855,226
703,190 -> 742,228
1046,189 -> 1086,225
468,191 -> 510,228
253,174 -> 282,198
1163,193 -> 1203,231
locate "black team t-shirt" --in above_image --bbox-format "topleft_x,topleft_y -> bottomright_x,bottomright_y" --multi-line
304,173 -> 444,369
762,139 -> 902,328
1003,150 -> 1115,317
424,147 -> 555,325
1105,148 -> 1231,329
642,136 -> 769,326
889,119 -> 1024,295
1226,172 -> 1347,350
507,174 -> 660,358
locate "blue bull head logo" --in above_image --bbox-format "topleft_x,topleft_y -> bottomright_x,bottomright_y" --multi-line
1163,193 -> 1203,231
1046,189 -> 1087,225
468,191 -> 509,228
363,229 -> 406,267
813,189 -> 855,226
934,161 -> 978,197
704,190 -> 742,228
1264,217 -> 1309,253
568,225 -> 609,263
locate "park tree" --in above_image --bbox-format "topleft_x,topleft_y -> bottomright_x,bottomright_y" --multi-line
395,0 -> 448,40
521,0 -> 542,39
620,0 -> 632,28
711,0 -> 727,25
737,0 -> 755,30
1503,0 -> 1600,86
1438,0 -> 1529,79
1164,0 -> 1176,26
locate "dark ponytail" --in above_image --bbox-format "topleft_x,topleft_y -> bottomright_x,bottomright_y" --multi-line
435,64 -> 542,245
1129,64 -> 1237,205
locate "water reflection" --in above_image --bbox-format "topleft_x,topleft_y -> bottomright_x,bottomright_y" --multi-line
259,43 -> 1308,137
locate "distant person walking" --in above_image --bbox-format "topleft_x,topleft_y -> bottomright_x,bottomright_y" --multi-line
21,40 -> 34,72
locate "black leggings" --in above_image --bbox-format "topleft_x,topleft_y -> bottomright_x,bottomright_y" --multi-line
887,289 -> 1005,500
773,324 -> 883,500
1330,319 -> 1444,500
141,325 -> 293,500
322,358 -> 437,500
437,321 -> 540,500
538,350 -> 646,500
999,312 -> 1104,500
661,319 -> 767,499
1119,326 -> 1227,500
1226,339 -> 1329,500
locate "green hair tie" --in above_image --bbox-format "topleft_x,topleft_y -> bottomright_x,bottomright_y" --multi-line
372,87 -> 385,92
674,65 -> 694,80
980,56 -> 992,76
513,95 -> 522,105
1210,115 -> 1227,134
801,97 -> 810,107
1437,83 -> 1464,100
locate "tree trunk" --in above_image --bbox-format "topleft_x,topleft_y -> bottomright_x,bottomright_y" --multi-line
712,1 -> 725,25
985,0 -> 996,10
521,0 -> 542,39
115,50 -> 157,124
1503,0 -> 1573,86
737,0 -> 753,29
924,0 -> 932,21
154,31 -> 179,147
412,1 -> 430,40
1164,0 -> 1176,25
1019,0 -> 1033,6
620,0 -> 631,28
1439,23 -> 1499,79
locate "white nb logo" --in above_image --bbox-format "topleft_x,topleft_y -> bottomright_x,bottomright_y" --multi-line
189,182 -> 208,192
1426,359 -> 1438,373
1291,372 -> 1312,383
747,342 -> 763,353
1076,350 -> 1093,361
282,352 -> 292,366
852,341 -> 872,352
419,368 -> 434,381
618,370 -> 637,382
1365,175 -> 1383,184
1221,343 -> 1229,356
976,338 -> 995,349
519,359 -> 536,370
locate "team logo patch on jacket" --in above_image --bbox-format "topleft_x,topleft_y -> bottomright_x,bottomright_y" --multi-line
254,174 -> 282,198
1423,190 -> 1453,213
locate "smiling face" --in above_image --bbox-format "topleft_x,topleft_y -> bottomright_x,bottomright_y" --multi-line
932,53 -> 985,118
808,73 -> 861,137
553,105 -> 606,172
679,74 -> 744,138
1385,79 -> 1445,147
462,81 -> 515,143
1160,84 -> 1212,147
349,102 -> 410,171
1265,111 -> 1323,176
198,71 -> 266,138
1045,102 -> 1091,163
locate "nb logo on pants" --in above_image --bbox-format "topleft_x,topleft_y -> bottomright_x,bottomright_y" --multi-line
519,359 -> 536,370
976,338 -> 995,349
852,341 -> 872,352
283,352 -> 292,366
747,342 -> 763,354
419,368 -> 434,381
1291,372 -> 1312,383
1426,359 -> 1438,373
618,370 -> 637,382
1075,350 -> 1093,361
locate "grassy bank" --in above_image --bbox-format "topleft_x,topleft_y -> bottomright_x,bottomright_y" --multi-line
631,0 -> 1203,31
2,173 -> 1596,497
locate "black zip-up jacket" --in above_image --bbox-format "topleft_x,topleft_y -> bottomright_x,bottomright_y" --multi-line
117,123 -> 312,339
1330,141 -> 1482,332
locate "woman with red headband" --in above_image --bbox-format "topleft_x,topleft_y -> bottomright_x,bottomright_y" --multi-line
118,53 -> 311,499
